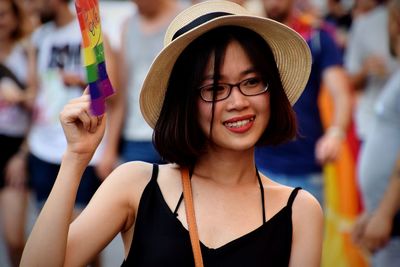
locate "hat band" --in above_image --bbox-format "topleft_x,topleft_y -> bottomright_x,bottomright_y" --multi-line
172,12 -> 232,40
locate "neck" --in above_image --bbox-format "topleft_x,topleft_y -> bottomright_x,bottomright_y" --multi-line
194,148 -> 258,186
0,39 -> 15,59
54,5 -> 75,28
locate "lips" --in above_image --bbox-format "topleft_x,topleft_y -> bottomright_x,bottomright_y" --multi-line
223,115 -> 255,132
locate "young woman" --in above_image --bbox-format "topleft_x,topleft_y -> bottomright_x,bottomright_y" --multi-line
21,1 -> 323,266
0,0 -> 36,266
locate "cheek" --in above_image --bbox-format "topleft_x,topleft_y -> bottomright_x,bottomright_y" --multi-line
197,99 -> 212,134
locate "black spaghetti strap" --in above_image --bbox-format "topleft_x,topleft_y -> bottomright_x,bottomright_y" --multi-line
173,193 -> 184,216
256,167 -> 266,223
150,164 -> 159,182
287,187 -> 302,208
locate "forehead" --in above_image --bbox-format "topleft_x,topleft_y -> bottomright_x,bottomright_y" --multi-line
203,40 -> 256,79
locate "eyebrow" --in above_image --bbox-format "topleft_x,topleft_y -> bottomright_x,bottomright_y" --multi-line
203,68 -> 258,81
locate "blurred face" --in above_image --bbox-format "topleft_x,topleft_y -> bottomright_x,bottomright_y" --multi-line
0,0 -> 17,41
37,0 -> 58,23
197,40 -> 270,152
21,0 -> 41,15
132,0 -> 160,16
262,0 -> 293,22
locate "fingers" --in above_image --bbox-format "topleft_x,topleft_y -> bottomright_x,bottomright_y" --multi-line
69,93 -> 90,103
62,102 -> 101,134
315,135 -> 342,164
351,213 -> 369,245
60,94 -> 102,133
82,86 -> 90,95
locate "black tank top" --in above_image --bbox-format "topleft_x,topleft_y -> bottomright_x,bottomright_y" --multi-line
121,164 -> 301,267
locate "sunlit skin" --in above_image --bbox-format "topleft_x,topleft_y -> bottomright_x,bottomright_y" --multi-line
197,40 -> 270,156
20,17 -> 322,267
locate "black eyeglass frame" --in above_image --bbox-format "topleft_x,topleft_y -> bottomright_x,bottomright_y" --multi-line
198,77 -> 269,102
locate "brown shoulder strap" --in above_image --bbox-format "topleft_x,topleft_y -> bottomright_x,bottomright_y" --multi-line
181,167 -> 204,267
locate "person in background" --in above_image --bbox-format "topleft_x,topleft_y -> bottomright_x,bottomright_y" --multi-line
255,0 -> 352,205
0,0 -> 37,266
114,0 -> 184,164
26,0 -> 118,265
20,1 -> 323,266
344,0 -> 397,143
324,0 -> 353,53
17,0 -> 41,32
352,1 -> 400,265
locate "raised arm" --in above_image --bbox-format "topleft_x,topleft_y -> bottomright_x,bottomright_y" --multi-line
20,93 -> 105,266
21,93 -> 152,266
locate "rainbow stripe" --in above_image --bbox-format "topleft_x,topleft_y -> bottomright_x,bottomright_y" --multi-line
75,0 -> 114,115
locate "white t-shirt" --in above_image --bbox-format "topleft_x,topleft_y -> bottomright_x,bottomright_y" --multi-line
28,20 -> 104,164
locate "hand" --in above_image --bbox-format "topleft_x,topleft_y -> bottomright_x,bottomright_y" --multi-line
360,211 -> 393,253
351,212 -> 370,246
363,55 -> 389,79
315,132 -> 343,164
22,90 -> 36,110
0,78 -> 25,104
59,92 -> 106,161
4,152 -> 28,190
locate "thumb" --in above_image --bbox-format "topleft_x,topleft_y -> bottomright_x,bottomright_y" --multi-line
83,86 -> 90,96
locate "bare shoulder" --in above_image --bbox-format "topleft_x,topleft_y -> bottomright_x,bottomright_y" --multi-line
102,161 -> 155,206
291,189 -> 323,219
291,189 -> 324,239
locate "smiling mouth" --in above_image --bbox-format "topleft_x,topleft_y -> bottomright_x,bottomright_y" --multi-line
223,117 -> 255,128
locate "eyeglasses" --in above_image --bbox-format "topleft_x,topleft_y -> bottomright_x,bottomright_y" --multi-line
198,77 -> 269,102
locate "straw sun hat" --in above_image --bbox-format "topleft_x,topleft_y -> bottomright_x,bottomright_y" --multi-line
140,0 -> 311,128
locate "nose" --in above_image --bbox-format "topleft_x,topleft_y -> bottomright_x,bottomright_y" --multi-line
226,85 -> 249,110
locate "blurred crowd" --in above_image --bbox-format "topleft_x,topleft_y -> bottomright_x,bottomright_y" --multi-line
0,0 -> 399,266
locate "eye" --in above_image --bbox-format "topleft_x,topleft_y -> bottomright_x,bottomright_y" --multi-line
215,84 -> 228,92
242,77 -> 262,88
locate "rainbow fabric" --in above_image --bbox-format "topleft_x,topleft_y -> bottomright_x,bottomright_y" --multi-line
319,87 -> 369,267
75,0 -> 114,115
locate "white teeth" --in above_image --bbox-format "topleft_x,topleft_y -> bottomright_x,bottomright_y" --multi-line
224,118 -> 254,128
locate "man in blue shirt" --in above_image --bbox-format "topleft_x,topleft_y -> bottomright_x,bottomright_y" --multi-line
256,0 -> 352,205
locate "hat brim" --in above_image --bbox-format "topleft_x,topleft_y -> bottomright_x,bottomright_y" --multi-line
140,15 -> 311,129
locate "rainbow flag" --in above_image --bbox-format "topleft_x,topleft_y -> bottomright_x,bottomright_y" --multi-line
319,87 -> 369,267
75,0 -> 114,115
